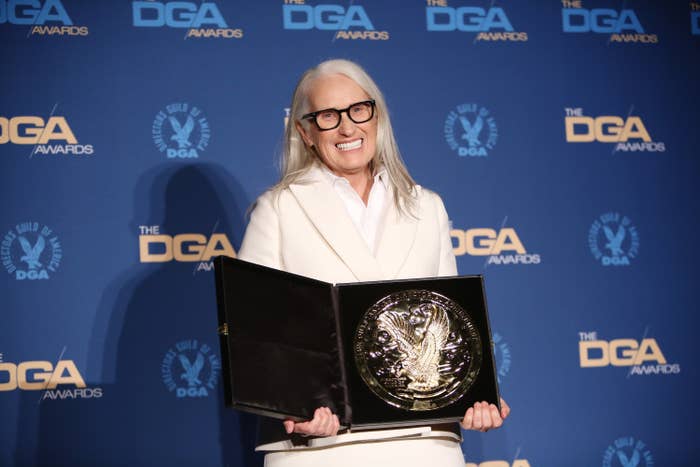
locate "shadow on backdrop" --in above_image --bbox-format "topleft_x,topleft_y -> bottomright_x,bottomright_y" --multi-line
18,163 -> 262,466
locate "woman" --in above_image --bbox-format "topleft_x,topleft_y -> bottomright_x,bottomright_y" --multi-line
239,59 -> 509,466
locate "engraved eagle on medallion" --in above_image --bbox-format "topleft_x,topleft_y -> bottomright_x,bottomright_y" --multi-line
377,304 -> 450,392
355,289 -> 482,410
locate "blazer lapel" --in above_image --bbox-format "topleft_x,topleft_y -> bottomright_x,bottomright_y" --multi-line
289,167 -> 385,282
375,187 -> 419,279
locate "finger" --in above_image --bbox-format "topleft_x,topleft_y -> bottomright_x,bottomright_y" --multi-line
294,408 -> 340,436
295,408 -> 322,435
472,403 -> 482,430
500,398 -> 511,419
301,409 -> 319,431
293,420 -> 312,435
312,407 -> 332,436
461,407 -> 474,429
326,410 -> 338,436
312,408 -> 326,434
319,408 -> 333,435
283,420 -> 295,434
480,402 -> 492,431
489,404 -> 502,428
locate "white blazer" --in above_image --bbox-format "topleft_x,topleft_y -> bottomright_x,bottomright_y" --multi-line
239,165 -> 457,283
238,165 -> 461,451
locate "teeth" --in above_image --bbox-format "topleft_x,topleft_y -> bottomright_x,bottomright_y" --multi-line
336,139 -> 362,151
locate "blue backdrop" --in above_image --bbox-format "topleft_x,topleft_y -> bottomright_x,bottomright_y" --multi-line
2,1 -> 699,466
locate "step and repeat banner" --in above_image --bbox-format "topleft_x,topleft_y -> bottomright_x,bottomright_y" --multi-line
2,1 -> 699,466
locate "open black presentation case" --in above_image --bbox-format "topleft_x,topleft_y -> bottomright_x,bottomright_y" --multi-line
214,256 -> 500,430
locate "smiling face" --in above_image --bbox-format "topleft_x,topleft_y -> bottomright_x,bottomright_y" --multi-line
295,73 -> 378,179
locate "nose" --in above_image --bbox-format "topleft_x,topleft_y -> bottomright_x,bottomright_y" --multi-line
337,113 -> 356,135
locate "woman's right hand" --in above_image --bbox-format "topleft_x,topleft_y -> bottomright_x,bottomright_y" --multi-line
283,407 -> 340,436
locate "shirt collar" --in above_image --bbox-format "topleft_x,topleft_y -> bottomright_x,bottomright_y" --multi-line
318,163 -> 389,189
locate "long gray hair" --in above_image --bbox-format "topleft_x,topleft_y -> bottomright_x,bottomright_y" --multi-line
273,59 -> 417,215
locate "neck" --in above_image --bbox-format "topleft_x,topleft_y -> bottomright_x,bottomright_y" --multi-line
345,168 -> 373,205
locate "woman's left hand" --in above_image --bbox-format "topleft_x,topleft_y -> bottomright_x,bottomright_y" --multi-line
460,398 -> 510,432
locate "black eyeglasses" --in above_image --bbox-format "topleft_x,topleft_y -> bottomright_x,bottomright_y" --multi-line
301,100 -> 376,131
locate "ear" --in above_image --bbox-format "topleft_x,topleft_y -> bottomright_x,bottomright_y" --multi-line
295,120 -> 314,147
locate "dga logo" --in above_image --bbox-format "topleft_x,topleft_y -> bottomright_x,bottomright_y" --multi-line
161,339 -> 221,398
578,331 -> 680,375
444,104 -> 498,157
152,103 -> 211,159
426,2 -> 528,42
0,351 -> 103,400
492,332 -> 511,383
691,3 -> 700,35
451,227 -> 541,265
1,222 -> 62,280
0,0 -> 89,36
138,225 -> 236,272
602,437 -> 654,467
0,114 -> 94,156
561,2 -> 658,43
588,213 -> 639,266
564,108 -> 665,152
132,1 -> 243,38
466,461 -> 531,467
282,1 -> 389,40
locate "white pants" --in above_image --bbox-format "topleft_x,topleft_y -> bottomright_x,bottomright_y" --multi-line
264,437 -> 465,467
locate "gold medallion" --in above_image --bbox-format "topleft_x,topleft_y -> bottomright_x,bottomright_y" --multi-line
354,290 -> 482,411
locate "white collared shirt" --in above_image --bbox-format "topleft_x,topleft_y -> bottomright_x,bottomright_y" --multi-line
320,166 -> 389,255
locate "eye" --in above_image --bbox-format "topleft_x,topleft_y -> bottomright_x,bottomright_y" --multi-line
318,110 -> 337,121
351,103 -> 369,114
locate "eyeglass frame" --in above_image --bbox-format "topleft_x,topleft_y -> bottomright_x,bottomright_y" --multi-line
301,99 -> 376,131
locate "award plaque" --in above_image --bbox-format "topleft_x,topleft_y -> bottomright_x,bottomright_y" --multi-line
214,256 -> 500,429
